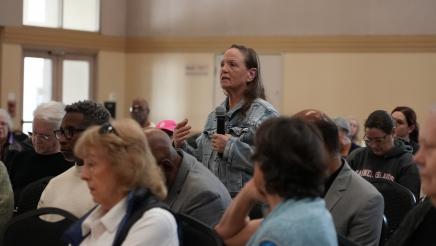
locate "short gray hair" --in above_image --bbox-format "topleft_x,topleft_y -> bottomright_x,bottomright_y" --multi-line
0,108 -> 13,129
33,101 -> 65,128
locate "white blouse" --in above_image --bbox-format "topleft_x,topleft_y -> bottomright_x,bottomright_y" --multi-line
80,197 -> 179,246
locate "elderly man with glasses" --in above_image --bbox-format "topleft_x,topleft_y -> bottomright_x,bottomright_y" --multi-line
130,97 -> 155,129
38,100 -> 110,221
9,102 -> 73,209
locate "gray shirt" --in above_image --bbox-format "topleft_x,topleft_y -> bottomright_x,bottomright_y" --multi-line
164,151 -> 231,227
0,161 -> 13,239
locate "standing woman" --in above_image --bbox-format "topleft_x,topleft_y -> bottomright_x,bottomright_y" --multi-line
174,44 -> 279,195
392,106 -> 420,154
63,119 -> 178,246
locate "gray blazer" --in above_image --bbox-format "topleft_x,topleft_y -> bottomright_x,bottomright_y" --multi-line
164,151 -> 232,227
325,160 -> 384,246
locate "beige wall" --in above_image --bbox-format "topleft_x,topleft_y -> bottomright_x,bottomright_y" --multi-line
283,53 -> 436,138
97,51 -> 126,117
0,43 -> 22,129
126,53 -> 215,132
126,0 -> 436,36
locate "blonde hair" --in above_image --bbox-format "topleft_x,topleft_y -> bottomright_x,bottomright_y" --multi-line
74,118 -> 167,200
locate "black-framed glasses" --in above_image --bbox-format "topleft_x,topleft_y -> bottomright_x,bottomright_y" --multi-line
28,132 -> 51,141
99,122 -> 119,136
363,134 -> 388,145
54,127 -> 85,140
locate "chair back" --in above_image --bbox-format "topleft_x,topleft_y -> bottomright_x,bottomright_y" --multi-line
364,178 -> 416,242
175,213 -> 224,246
16,176 -> 53,214
3,207 -> 78,246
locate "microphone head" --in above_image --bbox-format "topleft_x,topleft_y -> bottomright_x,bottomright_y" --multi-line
216,106 -> 226,117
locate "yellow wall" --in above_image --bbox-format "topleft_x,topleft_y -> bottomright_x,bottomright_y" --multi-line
97,51 -> 126,118
283,53 -> 436,136
1,43 -> 22,129
126,53 -> 215,131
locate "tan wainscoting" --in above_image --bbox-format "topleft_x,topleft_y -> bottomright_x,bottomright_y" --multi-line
0,26 -> 125,52
2,26 -> 436,53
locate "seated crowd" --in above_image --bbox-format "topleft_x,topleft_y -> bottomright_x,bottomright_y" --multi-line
0,45 -> 432,246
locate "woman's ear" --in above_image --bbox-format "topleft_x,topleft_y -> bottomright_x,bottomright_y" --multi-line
408,124 -> 416,134
247,68 -> 257,82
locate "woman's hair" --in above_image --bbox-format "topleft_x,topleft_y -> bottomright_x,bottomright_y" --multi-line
33,101 -> 65,129
252,117 -> 327,199
229,44 -> 266,115
392,106 -> 420,143
365,110 -> 395,135
74,118 -> 167,200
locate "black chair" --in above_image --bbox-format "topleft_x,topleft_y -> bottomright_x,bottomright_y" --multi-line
16,176 -> 53,215
3,207 -> 78,246
175,213 -> 224,246
364,178 -> 416,242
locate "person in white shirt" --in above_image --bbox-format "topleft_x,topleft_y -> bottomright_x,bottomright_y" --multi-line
38,100 -> 111,220
63,119 -> 178,245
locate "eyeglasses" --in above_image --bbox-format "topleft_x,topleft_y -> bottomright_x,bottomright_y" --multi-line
99,122 -> 119,136
54,127 -> 85,140
28,132 -> 52,141
363,134 -> 388,145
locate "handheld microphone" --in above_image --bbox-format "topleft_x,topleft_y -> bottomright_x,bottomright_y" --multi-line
216,106 -> 226,158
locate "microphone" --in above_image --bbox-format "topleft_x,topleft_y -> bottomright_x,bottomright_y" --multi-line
216,106 -> 226,158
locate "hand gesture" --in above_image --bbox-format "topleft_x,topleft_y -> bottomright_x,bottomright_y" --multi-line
212,133 -> 231,153
173,119 -> 191,148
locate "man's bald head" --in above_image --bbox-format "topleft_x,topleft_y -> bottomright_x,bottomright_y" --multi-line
145,128 -> 173,162
293,109 -> 340,155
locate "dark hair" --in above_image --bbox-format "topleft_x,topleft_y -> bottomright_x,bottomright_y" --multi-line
229,44 -> 266,115
65,100 -> 110,127
292,109 -> 340,156
365,110 -> 395,134
392,106 -> 420,143
252,117 -> 327,199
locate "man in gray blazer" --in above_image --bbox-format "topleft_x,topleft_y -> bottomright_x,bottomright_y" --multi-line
295,110 -> 384,246
145,128 -> 232,227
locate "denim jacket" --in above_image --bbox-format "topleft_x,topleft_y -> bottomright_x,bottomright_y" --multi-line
184,98 -> 279,194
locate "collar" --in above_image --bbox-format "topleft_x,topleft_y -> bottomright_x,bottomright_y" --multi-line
224,98 -> 245,118
164,150 -> 190,206
81,197 -> 127,236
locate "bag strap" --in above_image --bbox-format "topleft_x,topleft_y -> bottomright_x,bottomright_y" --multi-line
112,189 -> 171,246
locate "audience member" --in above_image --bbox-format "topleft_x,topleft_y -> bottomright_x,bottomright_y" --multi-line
63,119 -> 178,245
145,128 -> 231,227
0,109 -> 28,172
174,44 -> 279,195
347,110 -> 421,199
10,101 -> 73,205
347,116 -> 362,153
130,97 -> 154,129
0,161 -> 13,239
392,106 -> 420,154
38,100 -> 110,220
295,110 -> 384,246
215,117 -> 337,245
156,119 -> 176,137
385,106 -> 436,246
334,117 -> 352,157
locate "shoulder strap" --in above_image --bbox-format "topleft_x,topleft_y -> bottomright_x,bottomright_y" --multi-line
112,189 -> 171,246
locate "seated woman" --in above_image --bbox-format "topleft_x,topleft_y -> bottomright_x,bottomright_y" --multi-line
63,119 -> 178,246
215,117 -> 337,246
347,110 -> 421,199
391,106 -> 420,154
